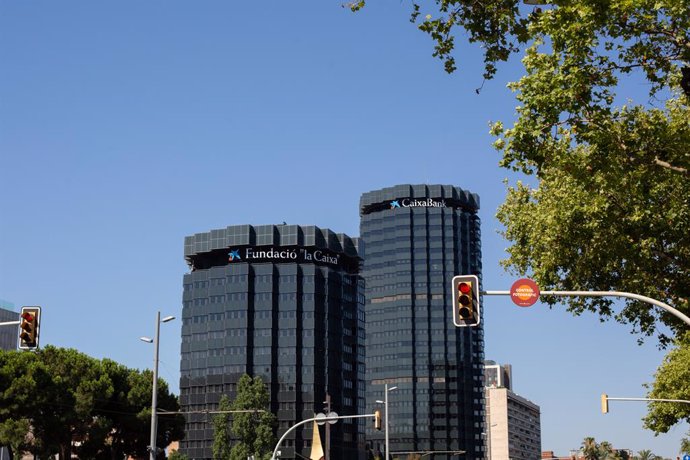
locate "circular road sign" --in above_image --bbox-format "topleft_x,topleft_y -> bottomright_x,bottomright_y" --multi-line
510,278 -> 540,307
315,413 -> 327,425
315,412 -> 339,425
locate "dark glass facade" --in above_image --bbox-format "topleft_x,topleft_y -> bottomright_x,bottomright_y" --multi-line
0,302 -> 18,351
179,224 -> 366,459
360,184 -> 485,459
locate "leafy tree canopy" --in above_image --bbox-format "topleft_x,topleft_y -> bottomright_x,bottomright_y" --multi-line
0,346 -> 184,460
644,334 -> 690,434
168,449 -> 190,460
632,449 -> 664,460
351,0 -> 690,344
350,0 -> 690,94
212,394 -> 233,460
580,436 -> 631,459
229,374 -> 276,460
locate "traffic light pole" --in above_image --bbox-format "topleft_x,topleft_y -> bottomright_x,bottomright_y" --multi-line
482,289 -> 690,327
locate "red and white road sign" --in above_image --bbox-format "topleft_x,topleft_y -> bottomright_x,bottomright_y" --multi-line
510,278 -> 540,307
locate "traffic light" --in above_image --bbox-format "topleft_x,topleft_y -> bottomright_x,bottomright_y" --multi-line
18,306 -> 41,350
374,410 -> 382,431
601,393 -> 609,414
452,275 -> 480,327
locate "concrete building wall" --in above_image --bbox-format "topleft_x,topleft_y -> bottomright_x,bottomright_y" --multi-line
486,387 -> 541,460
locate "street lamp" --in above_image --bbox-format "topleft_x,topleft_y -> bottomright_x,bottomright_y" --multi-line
375,384 -> 398,460
323,393 -> 332,460
140,311 -> 175,460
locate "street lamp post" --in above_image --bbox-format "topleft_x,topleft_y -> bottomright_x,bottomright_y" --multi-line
376,384 -> 398,460
323,393 -> 331,460
140,311 -> 175,460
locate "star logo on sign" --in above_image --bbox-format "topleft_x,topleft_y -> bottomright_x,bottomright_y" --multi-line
390,200 -> 401,208
229,250 -> 241,261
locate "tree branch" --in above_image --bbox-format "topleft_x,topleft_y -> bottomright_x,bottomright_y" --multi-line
654,157 -> 689,176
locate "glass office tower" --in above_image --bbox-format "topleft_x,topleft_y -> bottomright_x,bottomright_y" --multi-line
179,224 -> 365,459
360,184 -> 485,459
0,299 -> 18,350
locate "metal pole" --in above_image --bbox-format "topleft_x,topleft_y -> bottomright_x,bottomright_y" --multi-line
150,311 -> 161,460
607,397 -> 690,404
384,384 -> 389,460
324,393 -> 331,460
482,290 -> 690,327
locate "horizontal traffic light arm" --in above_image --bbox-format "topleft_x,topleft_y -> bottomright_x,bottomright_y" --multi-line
601,395 -> 690,414
271,413 -> 378,460
482,289 -> 690,328
606,396 -> 690,404
0,320 -> 21,326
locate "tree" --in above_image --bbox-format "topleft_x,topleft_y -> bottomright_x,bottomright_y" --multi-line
0,347 -> 184,460
168,450 -> 190,460
0,347 -> 112,459
351,0 -> 690,440
580,437 -> 629,460
643,334 -> 690,443
582,436 -> 602,460
633,449 -> 663,460
0,349 -> 39,459
495,98 -> 690,345
88,364 -> 185,460
0,418 -> 30,460
681,437 -> 690,456
351,0 -> 690,344
229,374 -> 276,460
212,395 -> 233,460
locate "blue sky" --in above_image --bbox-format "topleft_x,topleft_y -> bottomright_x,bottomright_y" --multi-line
0,1 -> 685,457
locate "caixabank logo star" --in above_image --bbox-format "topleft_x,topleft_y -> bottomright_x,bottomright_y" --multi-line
390,200 -> 401,208
228,249 -> 241,261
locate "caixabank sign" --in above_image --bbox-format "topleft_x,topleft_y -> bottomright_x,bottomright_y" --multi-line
389,198 -> 447,209
361,196 -> 476,215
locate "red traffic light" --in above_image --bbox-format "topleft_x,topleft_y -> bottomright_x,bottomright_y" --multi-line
18,306 -> 41,350
458,282 -> 472,306
452,275 -> 480,327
